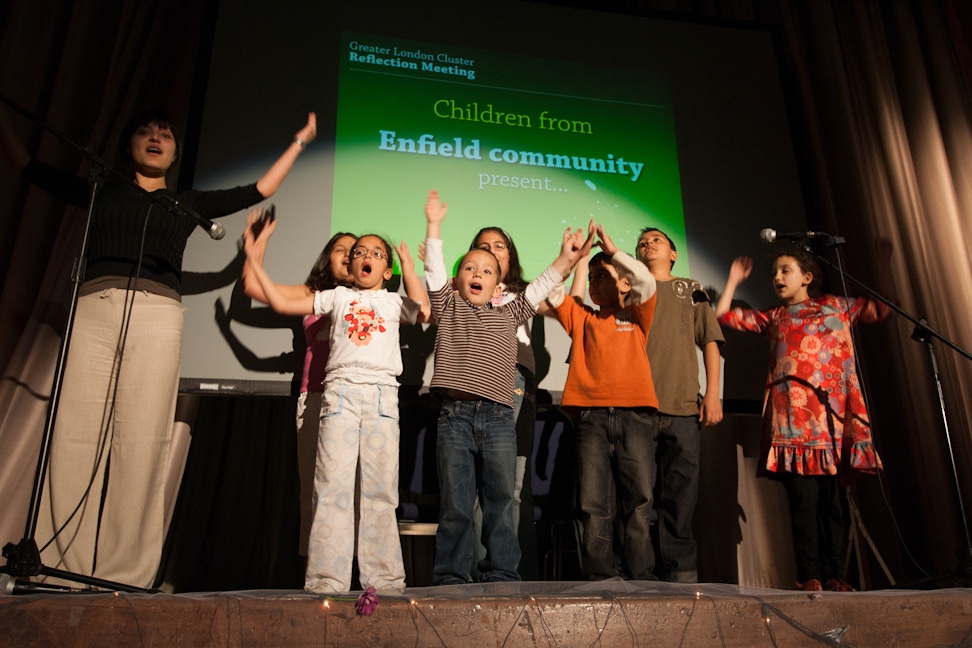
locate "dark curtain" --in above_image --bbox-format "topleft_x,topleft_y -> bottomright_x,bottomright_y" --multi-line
777,0 -> 972,583
0,0 -> 222,571
158,395 -> 304,591
2,0 -> 971,591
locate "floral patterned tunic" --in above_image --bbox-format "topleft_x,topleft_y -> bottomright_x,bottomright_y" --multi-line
720,295 -> 886,478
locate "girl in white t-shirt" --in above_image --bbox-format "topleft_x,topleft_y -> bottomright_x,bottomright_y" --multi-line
245,220 -> 429,593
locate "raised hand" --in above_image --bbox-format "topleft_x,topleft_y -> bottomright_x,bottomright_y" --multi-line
715,256 -> 753,317
584,218 -> 597,252
394,240 -> 415,274
554,220 -> 597,278
595,224 -> 619,256
425,189 -> 447,224
728,256 -> 753,285
295,112 -> 317,146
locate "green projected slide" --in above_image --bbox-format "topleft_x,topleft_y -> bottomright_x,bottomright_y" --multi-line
333,32 -> 689,278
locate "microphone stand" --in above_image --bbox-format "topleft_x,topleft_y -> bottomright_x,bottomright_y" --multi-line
0,93 -> 213,594
796,234 -> 972,582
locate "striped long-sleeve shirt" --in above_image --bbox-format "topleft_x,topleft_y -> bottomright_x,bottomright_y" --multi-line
425,237 -> 561,407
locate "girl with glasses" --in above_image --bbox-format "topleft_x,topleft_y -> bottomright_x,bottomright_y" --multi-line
245,221 -> 430,593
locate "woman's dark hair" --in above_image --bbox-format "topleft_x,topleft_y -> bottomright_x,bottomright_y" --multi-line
305,231 -> 356,291
470,226 -> 528,294
774,247 -> 823,297
120,110 -> 181,163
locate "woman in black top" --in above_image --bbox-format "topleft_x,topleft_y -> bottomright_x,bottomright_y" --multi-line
8,109 -> 316,588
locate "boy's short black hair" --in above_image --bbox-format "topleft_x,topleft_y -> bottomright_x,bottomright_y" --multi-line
639,227 -> 676,252
638,227 -> 677,270
589,251 -> 613,269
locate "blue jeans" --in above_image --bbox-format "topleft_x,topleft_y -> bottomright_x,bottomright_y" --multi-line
472,367 -> 537,578
434,399 -> 521,584
655,414 -> 702,582
576,407 -> 658,580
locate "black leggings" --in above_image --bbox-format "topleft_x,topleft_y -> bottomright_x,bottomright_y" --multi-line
779,473 -> 844,582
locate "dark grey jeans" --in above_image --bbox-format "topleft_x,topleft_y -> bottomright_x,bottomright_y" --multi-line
576,407 -> 659,580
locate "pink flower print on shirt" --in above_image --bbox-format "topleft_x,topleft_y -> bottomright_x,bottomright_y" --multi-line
344,299 -> 386,347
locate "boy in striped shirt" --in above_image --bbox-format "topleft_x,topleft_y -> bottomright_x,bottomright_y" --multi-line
422,190 -> 589,584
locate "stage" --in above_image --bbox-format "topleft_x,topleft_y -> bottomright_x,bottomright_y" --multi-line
2,581 -> 970,647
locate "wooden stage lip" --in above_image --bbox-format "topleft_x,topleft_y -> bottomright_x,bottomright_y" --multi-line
2,581 -> 971,647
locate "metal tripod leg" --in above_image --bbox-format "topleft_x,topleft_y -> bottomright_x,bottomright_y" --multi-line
844,491 -> 895,588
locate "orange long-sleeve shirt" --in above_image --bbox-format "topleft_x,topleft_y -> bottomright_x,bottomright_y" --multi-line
552,252 -> 658,409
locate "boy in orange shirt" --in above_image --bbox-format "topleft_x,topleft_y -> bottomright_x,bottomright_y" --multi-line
548,223 -> 659,579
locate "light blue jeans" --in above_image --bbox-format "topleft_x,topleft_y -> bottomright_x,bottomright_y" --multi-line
305,381 -> 405,593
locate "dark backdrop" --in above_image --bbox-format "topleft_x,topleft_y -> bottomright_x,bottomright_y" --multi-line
2,0 -> 971,591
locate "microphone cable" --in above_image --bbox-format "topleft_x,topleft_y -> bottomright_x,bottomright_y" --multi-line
830,243 -> 930,581
39,201 -> 154,578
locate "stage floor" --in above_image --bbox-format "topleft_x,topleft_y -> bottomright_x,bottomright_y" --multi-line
2,580 -> 971,647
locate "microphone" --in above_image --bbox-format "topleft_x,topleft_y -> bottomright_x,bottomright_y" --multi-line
202,220 -> 226,240
0,572 -> 77,594
188,207 -> 226,240
159,196 -> 226,240
759,228 -> 828,243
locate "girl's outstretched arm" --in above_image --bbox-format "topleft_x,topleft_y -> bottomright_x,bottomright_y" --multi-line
241,207 -> 313,303
550,219 -> 596,279
715,256 -> 753,318
566,253 -> 590,304
243,225 -> 316,316
425,189 -> 447,239
567,219 -> 597,302
395,240 -> 432,323
532,220 -> 596,310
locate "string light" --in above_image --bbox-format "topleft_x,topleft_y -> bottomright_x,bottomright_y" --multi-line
80,589 -> 878,645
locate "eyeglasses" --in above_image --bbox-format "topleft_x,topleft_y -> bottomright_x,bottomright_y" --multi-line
478,241 -> 507,252
351,248 -> 387,261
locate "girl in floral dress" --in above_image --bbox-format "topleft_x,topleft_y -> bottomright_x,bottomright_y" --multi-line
715,248 -> 890,592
